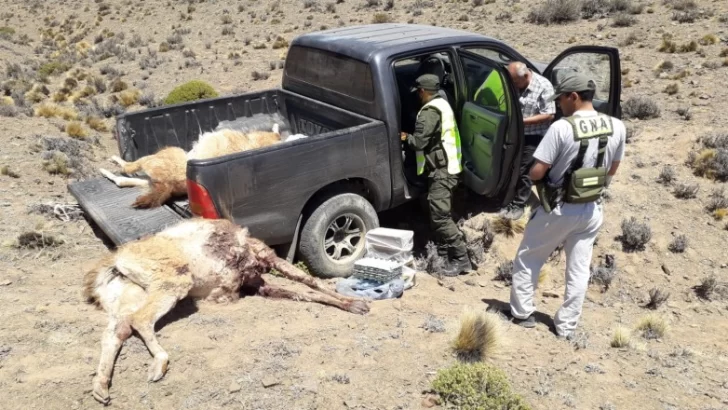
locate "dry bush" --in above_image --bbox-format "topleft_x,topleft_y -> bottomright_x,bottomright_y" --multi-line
421,315 -> 446,333
452,309 -> 503,363
589,254 -> 616,291
635,314 -> 668,339
623,96 -> 660,120
14,231 -> 64,249
271,36 -> 288,49
85,116 -> 108,132
34,102 -> 78,121
688,133 -> 728,181
42,150 -> 72,175
118,89 -> 141,107
612,13 -> 636,26
109,78 -> 128,93
527,0 -> 581,24
65,121 -> 88,139
645,288 -> 670,309
693,275 -> 728,301
414,241 -> 447,276
251,70 -> 270,81
657,165 -> 676,185
619,217 -> 651,252
668,234 -> 688,253
494,260 -> 513,285
663,83 -> 679,95
372,13 -> 391,23
1,165 -> 20,178
610,326 -> 631,347
672,182 -> 698,199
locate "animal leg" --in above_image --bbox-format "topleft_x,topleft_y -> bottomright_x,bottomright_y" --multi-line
129,278 -> 193,382
92,316 -> 133,405
258,281 -> 370,315
100,168 -> 150,188
271,258 -> 368,303
110,155 -> 128,168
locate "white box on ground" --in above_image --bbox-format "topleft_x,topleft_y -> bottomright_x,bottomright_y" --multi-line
364,227 -> 414,265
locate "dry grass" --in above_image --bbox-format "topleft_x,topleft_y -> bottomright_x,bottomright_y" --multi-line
451,309 -> 502,363
1,165 -> 20,178
85,116 -> 108,132
65,121 -> 88,139
635,314 -> 668,340
118,88 -> 141,107
491,210 -> 529,238
645,288 -> 670,310
610,326 -> 631,348
33,102 -> 78,121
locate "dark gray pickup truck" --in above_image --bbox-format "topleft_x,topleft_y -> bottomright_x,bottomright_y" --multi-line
69,23 -> 622,278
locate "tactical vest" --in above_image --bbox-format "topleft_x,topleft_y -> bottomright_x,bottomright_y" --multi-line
415,97 -> 463,176
561,113 -> 614,203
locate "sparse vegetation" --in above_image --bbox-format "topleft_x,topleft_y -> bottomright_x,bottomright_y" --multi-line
494,260 -> 513,285
1,165 -> 20,178
65,121 -> 88,139
589,254 -> 616,291
673,182 -> 698,199
668,234 -> 688,253
623,96 -> 660,120
645,288 -> 670,309
619,217 -> 651,252
163,80 -> 218,105
635,314 -> 668,340
527,0 -> 581,25
610,326 -> 631,348
430,362 -> 532,410
657,165 -> 676,185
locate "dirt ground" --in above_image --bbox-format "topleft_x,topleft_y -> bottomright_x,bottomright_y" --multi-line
1,0 -> 728,409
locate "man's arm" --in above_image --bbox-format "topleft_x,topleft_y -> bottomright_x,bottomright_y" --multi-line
528,122 -> 563,181
524,113 -> 554,126
524,80 -> 556,125
404,108 -> 440,151
529,159 -> 551,181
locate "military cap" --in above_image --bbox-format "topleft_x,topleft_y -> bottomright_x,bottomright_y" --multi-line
410,74 -> 440,93
546,70 -> 597,102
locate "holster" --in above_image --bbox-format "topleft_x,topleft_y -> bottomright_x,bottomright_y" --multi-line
534,179 -> 563,213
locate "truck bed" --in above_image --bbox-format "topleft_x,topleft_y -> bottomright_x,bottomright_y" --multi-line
68,88 -> 385,246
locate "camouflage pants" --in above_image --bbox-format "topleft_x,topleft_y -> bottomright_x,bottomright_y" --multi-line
426,171 -> 468,260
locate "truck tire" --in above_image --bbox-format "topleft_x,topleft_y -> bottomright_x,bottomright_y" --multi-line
298,192 -> 379,279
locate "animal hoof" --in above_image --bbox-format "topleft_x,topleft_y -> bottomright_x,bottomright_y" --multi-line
92,378 -> 111,404
347,300 -> 370,315
147,354 -> 169,382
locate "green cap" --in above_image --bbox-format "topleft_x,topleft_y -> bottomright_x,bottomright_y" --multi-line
546,70 -> 597,102
410,74 -> 440,93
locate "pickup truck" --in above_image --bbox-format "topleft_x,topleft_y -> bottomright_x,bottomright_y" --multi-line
68,23 -> 622,279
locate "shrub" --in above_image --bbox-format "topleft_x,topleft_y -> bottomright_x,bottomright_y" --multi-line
163,80 -> 218,105
612,13 -> 636,26
430,362 -> 532,410
673,182 -> 698,199
65,121 -> 88,139
527,0 -> 581,25
619,217 -> 651,252
494,260 -> 513,285
645,288 -> 670,310
372,13 -> 391,23
668,234 -> 688,253
589,254 -> 616,291
657,165 -> 676,185
623,96 -> 660,120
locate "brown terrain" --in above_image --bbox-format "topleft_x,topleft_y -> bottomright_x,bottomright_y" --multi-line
1,0 -> 728,409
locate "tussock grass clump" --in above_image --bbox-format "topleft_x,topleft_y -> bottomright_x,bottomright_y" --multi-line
34,102 -> 78,121
452,309 -> 503,363
1,165 -> 20,178
118,89 -> 141,107
635,314 -> 668,340
645,288 -> 670,310
271,36 -> 288,49
610,326 -> 631,348
163,80 -> 218,105
623,96 -> 660,120
430,362 -> 532,410
668,234 -> 688,253
65,121 -> 88,139
372,13 -> 391,23
619,217 -> 651,252
491,210 -> 529,238
86,116 -> 108,132
527,0 -> 581,25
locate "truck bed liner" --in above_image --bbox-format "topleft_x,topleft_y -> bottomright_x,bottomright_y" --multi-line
68,177 -> 185,246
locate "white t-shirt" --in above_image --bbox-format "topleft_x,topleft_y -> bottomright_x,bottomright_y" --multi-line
533,109 -> 626,185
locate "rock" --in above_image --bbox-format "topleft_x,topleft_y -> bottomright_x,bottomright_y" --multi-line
262,377 -> 279,388
228,381 -> 241,394
699,94 -> 710,100
0,281 -> 11,286
422,395 -> 439,408
543,291 -> 560,298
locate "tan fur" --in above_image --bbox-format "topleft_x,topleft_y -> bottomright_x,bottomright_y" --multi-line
84,218 -> 368,405
99,125 -> 282,208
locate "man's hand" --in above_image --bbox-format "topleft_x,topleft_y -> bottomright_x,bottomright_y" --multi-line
524,113 -> 554,126
400,132 -> 408,141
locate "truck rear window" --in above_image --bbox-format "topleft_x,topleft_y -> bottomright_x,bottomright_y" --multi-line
285,45 -> 375,103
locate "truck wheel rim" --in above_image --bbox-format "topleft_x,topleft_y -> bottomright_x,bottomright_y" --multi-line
323,214 -> 364,263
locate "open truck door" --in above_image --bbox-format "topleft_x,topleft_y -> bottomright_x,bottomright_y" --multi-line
542,46 -> 622,120
454,49 -> 523,204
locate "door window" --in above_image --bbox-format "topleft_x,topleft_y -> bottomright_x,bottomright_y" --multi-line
548,52 -> 612,102
459,53 -> 509,114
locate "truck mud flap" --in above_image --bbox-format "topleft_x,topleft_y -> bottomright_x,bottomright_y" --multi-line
68,177 -> 185,246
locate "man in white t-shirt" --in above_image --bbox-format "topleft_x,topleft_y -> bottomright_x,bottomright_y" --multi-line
507,71 -> 626,340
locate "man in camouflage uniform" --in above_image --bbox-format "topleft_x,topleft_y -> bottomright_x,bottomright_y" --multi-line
401,74 -> 472,277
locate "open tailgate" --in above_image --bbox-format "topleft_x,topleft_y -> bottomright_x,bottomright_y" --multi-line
68,177 -> 190,246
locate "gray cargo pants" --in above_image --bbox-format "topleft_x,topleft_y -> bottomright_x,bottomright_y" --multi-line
509,201 -> 603,337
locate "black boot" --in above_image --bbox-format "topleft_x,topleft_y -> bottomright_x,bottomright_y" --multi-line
441,257 -> 474,277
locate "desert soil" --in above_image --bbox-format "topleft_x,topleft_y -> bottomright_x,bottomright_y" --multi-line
1,0 -> 728,409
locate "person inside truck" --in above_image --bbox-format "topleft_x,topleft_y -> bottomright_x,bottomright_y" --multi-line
400,74 -> 473,277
